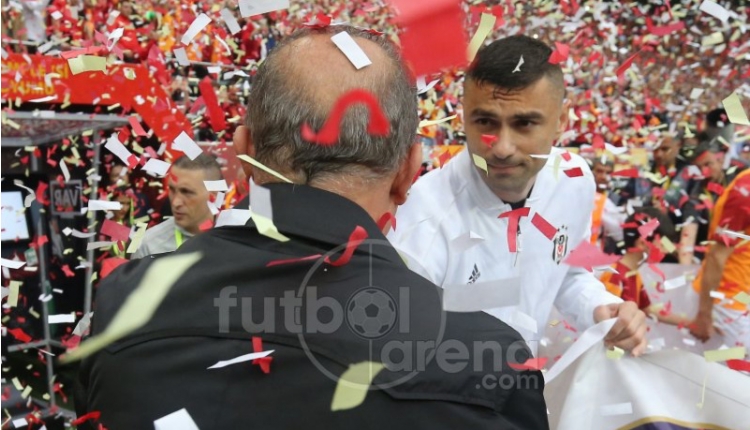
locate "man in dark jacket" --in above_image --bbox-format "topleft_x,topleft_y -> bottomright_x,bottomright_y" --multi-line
73,25 -> 549,429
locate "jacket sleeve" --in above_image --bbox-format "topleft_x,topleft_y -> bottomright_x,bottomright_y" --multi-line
554,173 -> 622,330
502,370 -> 550,429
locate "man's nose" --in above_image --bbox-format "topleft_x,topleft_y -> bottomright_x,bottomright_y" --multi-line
490,129 -> 516,160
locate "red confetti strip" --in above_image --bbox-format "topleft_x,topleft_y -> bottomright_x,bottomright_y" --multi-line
128,116 -> 147,136
8,328 -> 32,343
303,13 -> 332,28
531,213 -> 557,240
325,226 -> 368,267
101,219 -> 131,242
498,207 -> 531,253
71,411 -> 101,426
481,134 -> 497,148
252,337 -> 273,374
198,77 -> 227,133
560,151 -> 572,162
648,20 -> 684,37
648,263 -> 666,281
706,182 -> 725,195
637,218 -> 660,239
438,150 -> 452,168
391,0 -> 467,76
612,168 -> 640,178
508,356 -> 548,371
199,219 -> 214,232
301,89 -> 390,146
548,42 -> 569,64
616,51 -> 641,77
100,257 -> 128,279
563,167 -> 584,178
62,264 -> 75,278
563,241 -> 619,271
727,359 -> 750,372
266,254 -> 322,268
377,212 -> 396,232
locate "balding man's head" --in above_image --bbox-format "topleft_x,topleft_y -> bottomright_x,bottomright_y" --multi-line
245,26 -> 418,184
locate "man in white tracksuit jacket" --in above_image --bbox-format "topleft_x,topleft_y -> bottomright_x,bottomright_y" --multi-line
389,35 -> 648,356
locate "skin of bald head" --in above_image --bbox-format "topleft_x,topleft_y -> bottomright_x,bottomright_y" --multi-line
233,26 -> 421,225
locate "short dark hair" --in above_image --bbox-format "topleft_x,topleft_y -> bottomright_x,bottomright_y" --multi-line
246,26 -> 418,183
591,157 -> 614,170
467,35 -> 565,99
622,207 -> 676,249
172,154 -> 222,181
680,140 -> 717,165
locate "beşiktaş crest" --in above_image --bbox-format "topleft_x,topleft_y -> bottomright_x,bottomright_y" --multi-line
552,225 -> 569,265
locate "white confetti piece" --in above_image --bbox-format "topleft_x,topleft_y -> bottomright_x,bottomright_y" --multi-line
220,8 -> 242,35
60,159 -> 71,182
250,181 -> 290,242
203,180 -> 229,192
699,0 -> 730,23
154,408 -> 200,430
663,276 -> 687,290
173,47 -> 190,66
88,200 -> 122,211
512,55 -> 524,73
181,13 -> 211,45
215,209 -> 252,227
331,32 -> 372,70
86,241 -> 115,250
690,88 -> 705,100
0,258 -> 25,269
208,350 -> 274,369
104,133 -> 135,166
172,132 -> 203,160
48,313 -> 76,324
73,312 -> 94,336
143,159 -> 171,177
238,0 -> 290,18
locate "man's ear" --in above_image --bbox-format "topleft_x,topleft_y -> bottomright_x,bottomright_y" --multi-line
233,125 -> 254,178
557,99 -> 571,138
391,143 -> 423,206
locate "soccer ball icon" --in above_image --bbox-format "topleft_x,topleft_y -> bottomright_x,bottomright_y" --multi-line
346,288 -> 397,339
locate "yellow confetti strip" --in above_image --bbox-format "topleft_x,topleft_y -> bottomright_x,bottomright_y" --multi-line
124,68 -> 136,80
237,154 -> 293,183
472,153 -> 488,176
701,32 -> 724,46
467,13 -> 496,61
704,346 -> 746,362
733,292 -> 750,305
126,223 -> 149,254
722,92 -> 750,126
7,281 -> 21,307
67,55 -> 107,75
660,236 -> 676,253
418,115 -> 457,129
331,361 -> 385,411
253,214 -> 290,242
61,252 -> 202,363
606,346 -> 624,360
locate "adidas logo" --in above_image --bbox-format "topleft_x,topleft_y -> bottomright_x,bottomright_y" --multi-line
467,264 -> 481,284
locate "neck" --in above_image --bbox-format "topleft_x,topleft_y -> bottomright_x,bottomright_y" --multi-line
619,251 -> 643,271
492,177 -> 536,204
311,176 -> 394,225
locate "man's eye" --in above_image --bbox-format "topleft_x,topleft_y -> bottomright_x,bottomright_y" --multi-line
475,118 -> 494,126
516,120 -> 534,128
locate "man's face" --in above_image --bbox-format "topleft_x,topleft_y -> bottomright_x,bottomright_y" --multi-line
741,149 -> 750,163
114,194 -> 131,222
463,77 -> 567,200
652,137 -> 678,168
168,167 -> 213,234
109,165 -> 129,185
694,152 -> 723,183
592,162 -> 613,191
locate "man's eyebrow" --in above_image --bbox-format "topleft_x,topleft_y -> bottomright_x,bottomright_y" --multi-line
469,108 -> 500,119
512,111 -> 545,121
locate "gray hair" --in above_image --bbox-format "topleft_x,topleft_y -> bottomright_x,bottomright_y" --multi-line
172,154 -> 223,181
245,25 -> 418,184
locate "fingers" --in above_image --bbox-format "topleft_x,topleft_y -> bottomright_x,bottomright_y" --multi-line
604,302 -> 644,345
612,318 -> 648,352
714,325 -> 725,337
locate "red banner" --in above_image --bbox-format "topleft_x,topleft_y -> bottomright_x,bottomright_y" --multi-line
1,54 -> 192,154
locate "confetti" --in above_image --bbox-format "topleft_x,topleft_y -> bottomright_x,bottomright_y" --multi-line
101,219 -> 131,242
237,154 -> 293,183
220,8 -> 242,35
331,361 -> 385,411
181,13 -> 211,45
512,55 -> 524,73
208,349 -> 274,369
467,13 -> 496,62
62,252 -> 202,363
0,258 -> 25,269
563,167 -> 584,178
531,213 -> 557,240
606,346 -> 625,360
699,0 -> 730,23
612,168 -> 640,178
239,0 -> 290,17
67,55 -> 106,75
154,409 -> 200,430
498,207 -> 530,253
48,313 -> 76,324
548,42 -> 569,65
331,32 -> 372,70
563,241 -> 619,271
104,133 -> 137,168
172,131 -> 203,160
143,159 -> 171,177
418,115 -> 457,128
174,47 -> 190,66
721,92 -> 750,126
472,153 -> 488,175
87,200 -> 122,211
704,347 -> 746,363
198,77 -> 227,132
250,182 -> 290,242
325,226 -> 368,267
600,402 -> 633,416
